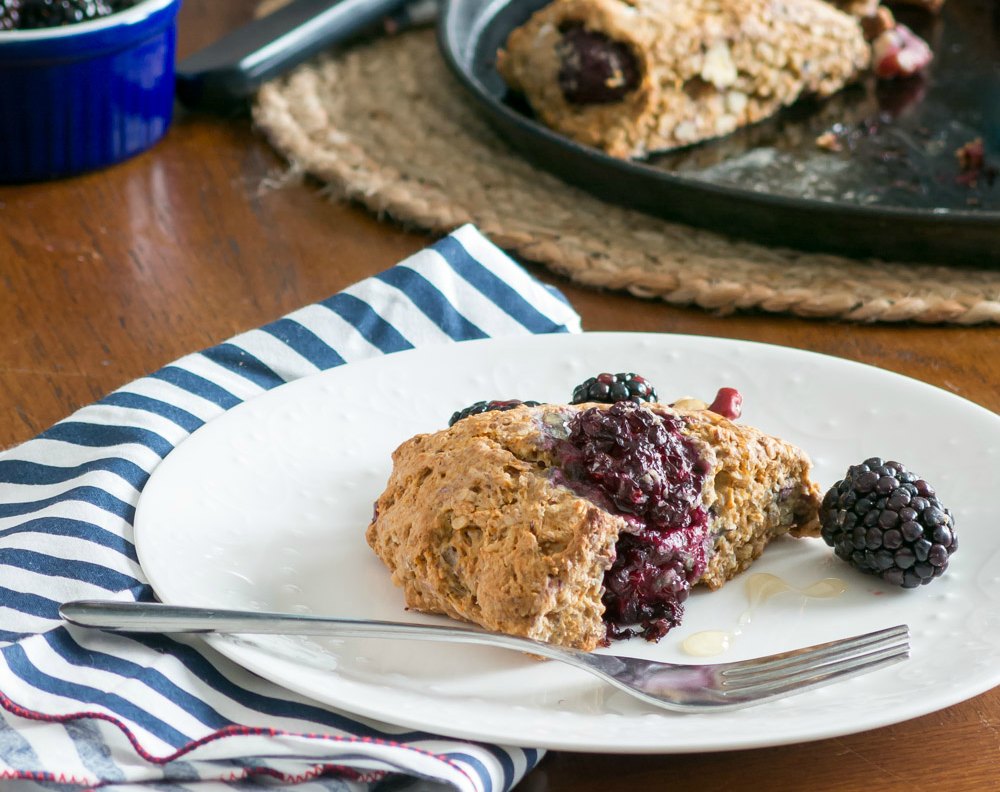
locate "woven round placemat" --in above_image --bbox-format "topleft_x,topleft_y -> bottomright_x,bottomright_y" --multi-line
253,28 -> 1000,324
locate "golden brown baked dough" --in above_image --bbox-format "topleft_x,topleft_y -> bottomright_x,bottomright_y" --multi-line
497,0 -> 870,158
367,402 -> 821,651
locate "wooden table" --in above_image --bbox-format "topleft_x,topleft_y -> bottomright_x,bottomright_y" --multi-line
1,2 -> 997,789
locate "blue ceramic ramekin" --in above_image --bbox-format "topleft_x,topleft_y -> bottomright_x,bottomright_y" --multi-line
0,0 -> 181,183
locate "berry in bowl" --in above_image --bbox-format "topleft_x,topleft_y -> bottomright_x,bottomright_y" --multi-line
0,0 -> 181,182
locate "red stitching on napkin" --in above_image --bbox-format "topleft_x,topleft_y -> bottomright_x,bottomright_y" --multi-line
0,689 -> 473,787
0,769 -> 98,785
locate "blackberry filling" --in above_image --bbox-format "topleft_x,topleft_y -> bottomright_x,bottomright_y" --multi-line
555,402 -> 711,642
556,24 -> 640,104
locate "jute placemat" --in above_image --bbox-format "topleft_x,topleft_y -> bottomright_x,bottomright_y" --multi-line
253,28 -> 1000,324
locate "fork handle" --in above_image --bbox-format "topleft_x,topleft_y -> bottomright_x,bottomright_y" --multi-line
175,0 -> 413,109
60,599 -> 583,663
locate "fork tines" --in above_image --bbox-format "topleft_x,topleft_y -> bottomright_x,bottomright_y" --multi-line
720,624 -> 910,698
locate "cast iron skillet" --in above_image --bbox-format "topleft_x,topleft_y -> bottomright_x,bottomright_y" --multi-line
438,0 -> 1000,265
178,0 -> 999,265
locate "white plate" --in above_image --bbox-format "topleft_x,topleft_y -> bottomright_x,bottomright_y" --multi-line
135,333 -> 1000,752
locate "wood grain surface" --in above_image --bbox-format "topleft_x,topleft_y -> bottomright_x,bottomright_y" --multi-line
0,1 -> 997,789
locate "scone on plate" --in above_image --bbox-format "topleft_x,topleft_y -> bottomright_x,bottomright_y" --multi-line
366,401 -> 821,651
496,0 -> 870,158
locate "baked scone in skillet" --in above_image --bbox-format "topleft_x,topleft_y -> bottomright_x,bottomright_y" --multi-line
496,0 -> 870,158
366,401 -> 822,651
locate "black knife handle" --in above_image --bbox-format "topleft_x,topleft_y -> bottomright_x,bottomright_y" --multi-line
176,0 -> 413,109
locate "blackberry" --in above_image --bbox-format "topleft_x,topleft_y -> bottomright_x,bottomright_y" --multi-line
17,0 -> 113,28
819,457 -> 957,588
448,399 -> 540,427
0,0 -> 21,29
570,372 -> 657,405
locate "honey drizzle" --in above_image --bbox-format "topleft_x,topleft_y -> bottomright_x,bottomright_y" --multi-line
681,573 -> 847,657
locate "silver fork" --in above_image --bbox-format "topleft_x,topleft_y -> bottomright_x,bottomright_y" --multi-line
59,600 -> 909,713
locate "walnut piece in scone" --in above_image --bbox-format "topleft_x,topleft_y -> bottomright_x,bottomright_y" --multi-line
367,402 -> 821,651
497,0 -> 870,158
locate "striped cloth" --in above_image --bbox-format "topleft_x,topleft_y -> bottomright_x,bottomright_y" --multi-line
0,225 -> 581,792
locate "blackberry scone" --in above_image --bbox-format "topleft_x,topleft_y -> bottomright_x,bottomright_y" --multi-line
366,401 -> 822,651
496,0 -> 870,158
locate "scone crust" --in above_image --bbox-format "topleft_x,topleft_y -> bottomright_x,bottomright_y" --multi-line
367,407 -> 623,651
497,0 -> 870,158
679,408 -> 822,589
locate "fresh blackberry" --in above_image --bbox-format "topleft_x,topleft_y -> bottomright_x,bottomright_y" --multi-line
448,399 -> 540,427
820,457 -> 957,588
18,0 -> 112,28
570,372 -> 657,405
0,0 -> 21,29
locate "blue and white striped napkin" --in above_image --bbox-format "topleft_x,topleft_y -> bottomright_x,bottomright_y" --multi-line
0,225 -> 581,792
